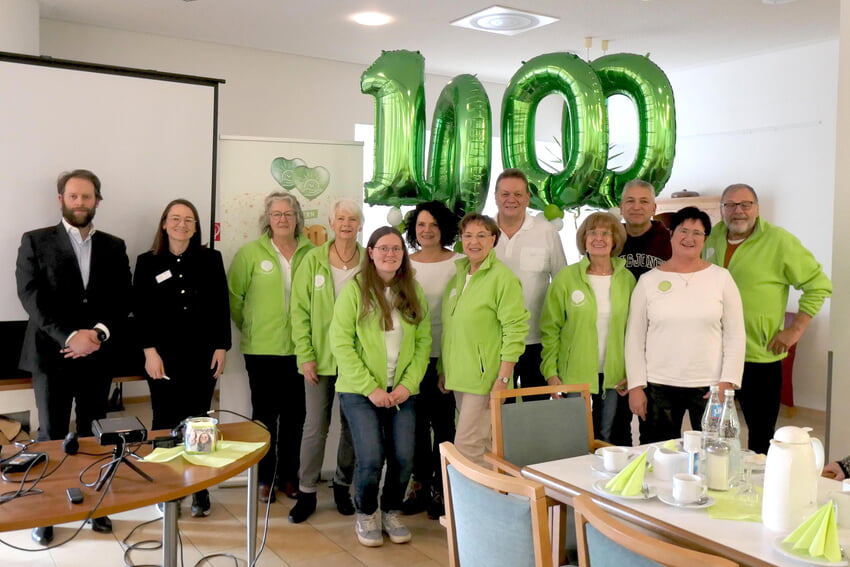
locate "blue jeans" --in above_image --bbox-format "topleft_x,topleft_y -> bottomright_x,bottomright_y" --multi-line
339,392 -> 417,515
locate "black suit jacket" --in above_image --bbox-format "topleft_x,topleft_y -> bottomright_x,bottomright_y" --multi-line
15,223 -> 132,373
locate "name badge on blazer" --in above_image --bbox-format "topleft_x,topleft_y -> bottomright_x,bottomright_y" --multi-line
156,270 -> 173,283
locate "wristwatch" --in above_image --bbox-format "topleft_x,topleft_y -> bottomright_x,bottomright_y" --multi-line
498,376 -> 510,384
94,329 -> 108,343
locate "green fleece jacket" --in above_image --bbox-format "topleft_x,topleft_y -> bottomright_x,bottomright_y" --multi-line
330,276 -> 431,396
227,234 -> 314,355
704,218 -> 832,363
291,240 -> 365,375
540,256 -> 635,393
441,250 -> 529,395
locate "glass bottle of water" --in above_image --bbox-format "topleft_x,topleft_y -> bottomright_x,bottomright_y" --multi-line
699,385 -> 722,475
718,389 -> 742,487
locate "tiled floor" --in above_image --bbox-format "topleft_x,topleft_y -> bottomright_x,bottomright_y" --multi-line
1,398 -> 826,566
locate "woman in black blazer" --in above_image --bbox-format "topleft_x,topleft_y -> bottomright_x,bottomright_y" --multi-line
133,198 -> 231,517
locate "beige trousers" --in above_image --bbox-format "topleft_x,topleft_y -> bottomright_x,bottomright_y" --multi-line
453,391 -> 492,468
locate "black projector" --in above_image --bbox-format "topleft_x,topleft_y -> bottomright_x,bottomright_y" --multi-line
92,416 -> 148,446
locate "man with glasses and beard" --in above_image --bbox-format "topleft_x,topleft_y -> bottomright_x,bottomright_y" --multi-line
15,169 -> 131,545
703,183 -> 831,455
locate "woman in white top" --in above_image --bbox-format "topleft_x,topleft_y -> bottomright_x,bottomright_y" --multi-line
625,206 -> 745,443
289,198 -> 363,523
402,201 -> 463,519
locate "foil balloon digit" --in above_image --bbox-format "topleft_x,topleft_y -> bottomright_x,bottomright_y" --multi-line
361,50 -> 431,206
502,52 -> 609,210
428,74 -> 492,216
590,53 -> 676,208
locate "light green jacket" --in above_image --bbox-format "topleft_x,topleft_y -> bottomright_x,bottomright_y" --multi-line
330,276 -> 431,396
441,250 -> 529,395
539,256 -> 635,393
291,240 -> 364,375
227,234 -> 314,355
704,218 -> 832,363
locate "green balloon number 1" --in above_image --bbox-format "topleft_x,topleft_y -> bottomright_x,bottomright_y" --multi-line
361,50 -> 675,213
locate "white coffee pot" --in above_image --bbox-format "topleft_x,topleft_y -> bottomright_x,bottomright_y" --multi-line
762,426 -> 824,532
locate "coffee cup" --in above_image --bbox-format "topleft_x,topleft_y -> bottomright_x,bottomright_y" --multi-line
672,473 -> 707,504
601,446 -> 630,472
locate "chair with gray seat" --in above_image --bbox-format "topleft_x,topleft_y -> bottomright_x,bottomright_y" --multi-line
440,441 -> 566,567
487,383 -> 610,564
573,493 -> 738,567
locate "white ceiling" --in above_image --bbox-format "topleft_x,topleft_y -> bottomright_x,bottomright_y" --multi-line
38,0 -> 840,83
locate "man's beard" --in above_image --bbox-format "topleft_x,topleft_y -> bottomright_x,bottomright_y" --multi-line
62,204 -> 96,228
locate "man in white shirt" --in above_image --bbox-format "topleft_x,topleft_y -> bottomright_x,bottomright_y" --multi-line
493,169 -> 567,400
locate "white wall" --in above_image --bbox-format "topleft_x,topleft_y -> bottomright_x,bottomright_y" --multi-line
36,21 -> 838,417
829,0 -> 850,462
663,41 -> 838,412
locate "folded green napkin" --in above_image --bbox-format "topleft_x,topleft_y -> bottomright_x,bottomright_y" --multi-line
141,440 -> 267,468
605,450 -> 647,496
661,440 -> 678,451
782,502 -> 842,563
706,487 -> 761,522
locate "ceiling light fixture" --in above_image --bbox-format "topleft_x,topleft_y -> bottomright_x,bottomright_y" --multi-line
351,11 -> 393,26
451,5 -> 558,36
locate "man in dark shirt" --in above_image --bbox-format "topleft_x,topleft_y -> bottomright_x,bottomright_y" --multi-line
619,179 -> 671,279
613,179 -> 672,446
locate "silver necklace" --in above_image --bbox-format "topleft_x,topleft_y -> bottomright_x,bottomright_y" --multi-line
677,272 -> 697,287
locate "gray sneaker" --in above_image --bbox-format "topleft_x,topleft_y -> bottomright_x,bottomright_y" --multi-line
381,510 -> 412,543
355,512 -> 383,547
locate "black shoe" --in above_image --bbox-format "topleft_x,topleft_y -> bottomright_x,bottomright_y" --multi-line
402,483 -> 427,515
426,491 -> 445,520
31,526 -> 53,546
191,489 -> 211,517
90,515 -> 113,533
288,491 -> 317,523
333,483 -> 355,516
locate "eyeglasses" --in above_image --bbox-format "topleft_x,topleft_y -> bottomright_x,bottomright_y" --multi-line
270,211 -> 296,220
722,201 -> 756,211
588,229 -> 612,238
168,215 -> 196,225
373,246 -> 403,254
675,227 -> 705,238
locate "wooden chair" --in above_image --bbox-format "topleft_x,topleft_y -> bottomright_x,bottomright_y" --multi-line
487,383 -> 610,565
487,383 -> 609,478
440,441 -> 561,567
573,494 -> 738,567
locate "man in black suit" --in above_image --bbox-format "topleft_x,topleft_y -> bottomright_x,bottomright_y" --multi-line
15,169 -> 132,545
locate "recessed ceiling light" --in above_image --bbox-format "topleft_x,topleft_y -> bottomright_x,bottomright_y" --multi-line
351,11 -> 393,26
762,0 -> 797,4
451,5 -> 558,36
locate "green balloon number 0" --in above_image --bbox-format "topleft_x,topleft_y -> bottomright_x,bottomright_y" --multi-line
361,50 -> 675,213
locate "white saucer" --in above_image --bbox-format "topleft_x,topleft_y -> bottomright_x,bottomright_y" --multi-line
773,537 -> 849,566
593,479 -> 656,500
590,456 -> 619,477
591,451 -> 638,477
657,490 -> 714,509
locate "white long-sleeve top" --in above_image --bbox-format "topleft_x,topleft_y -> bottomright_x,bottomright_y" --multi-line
625,264 -> 745,390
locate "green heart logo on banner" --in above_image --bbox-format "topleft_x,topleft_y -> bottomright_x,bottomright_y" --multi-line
293,165 -> 330,200
270,157 -> 307,190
